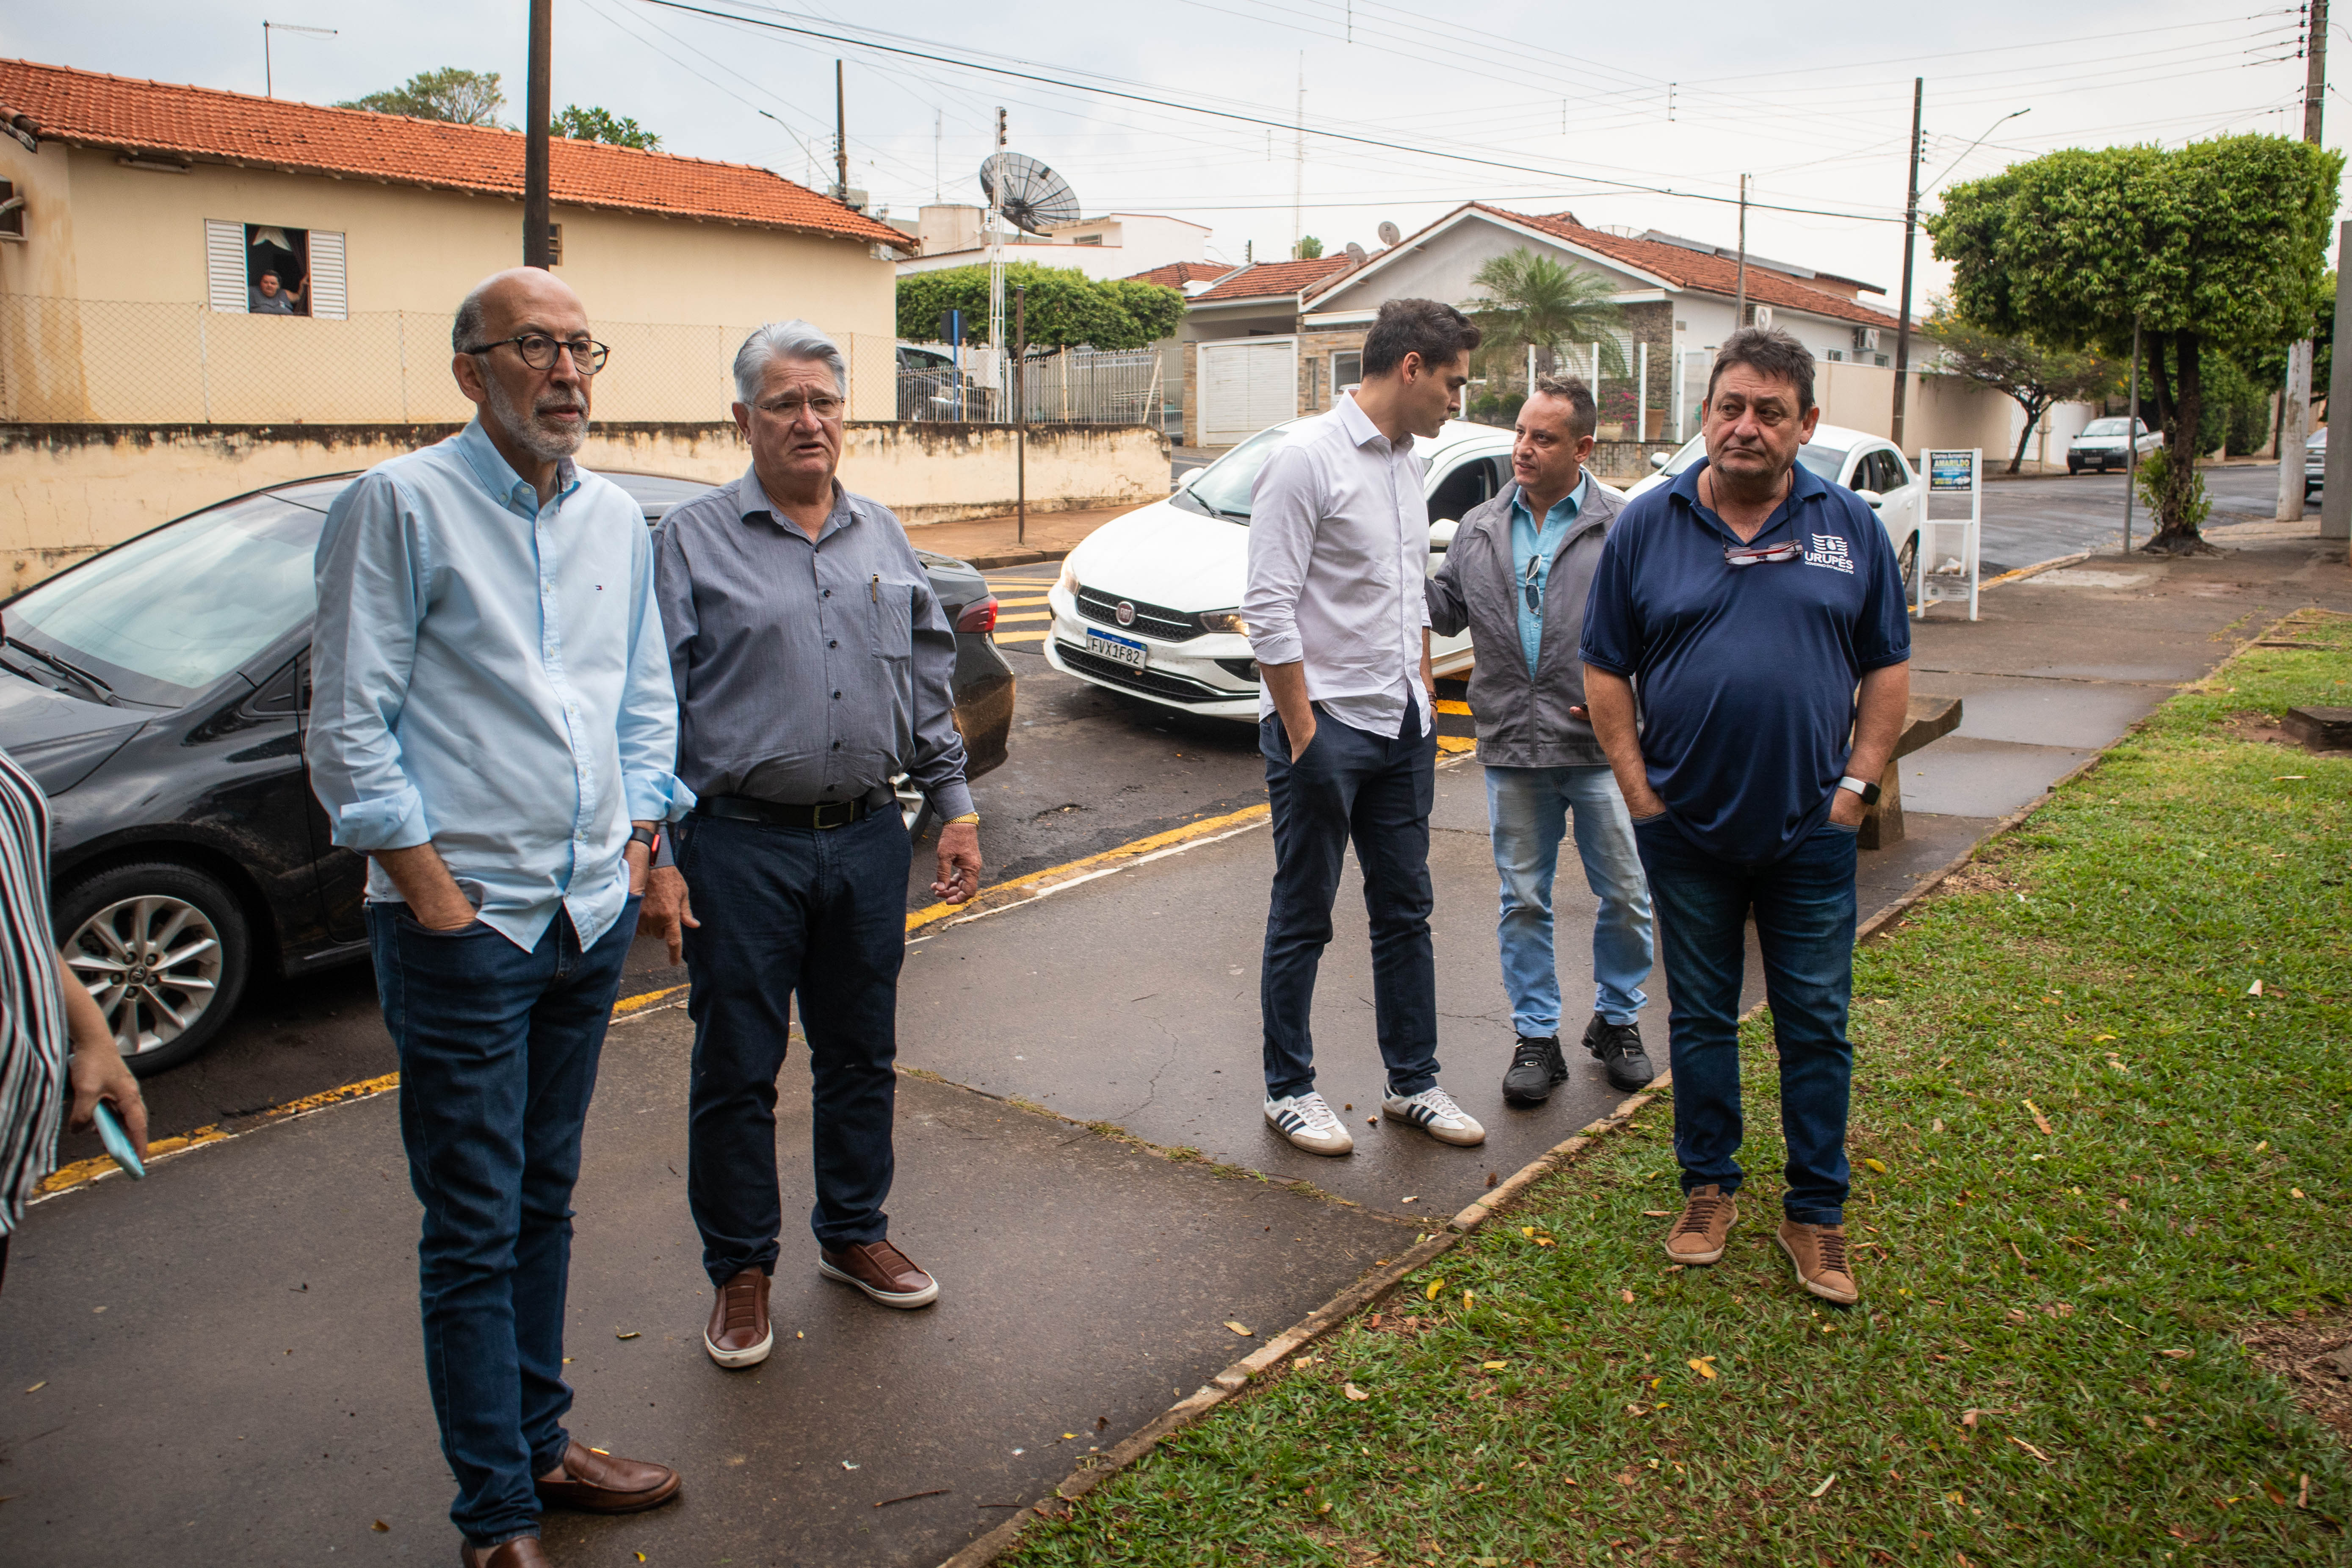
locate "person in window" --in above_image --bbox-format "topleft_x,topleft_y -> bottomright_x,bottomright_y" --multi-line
249,270 -> 305,315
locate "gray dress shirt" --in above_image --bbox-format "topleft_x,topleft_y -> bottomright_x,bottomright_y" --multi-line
652,468 -> 973,819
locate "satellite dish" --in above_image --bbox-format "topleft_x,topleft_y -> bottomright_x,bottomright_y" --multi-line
979,152 -> 1081,235
1376,220 -> 1402,247
1344,241 -> 1368,263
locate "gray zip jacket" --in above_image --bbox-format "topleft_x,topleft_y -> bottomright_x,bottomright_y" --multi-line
1425,477 -> 1623,768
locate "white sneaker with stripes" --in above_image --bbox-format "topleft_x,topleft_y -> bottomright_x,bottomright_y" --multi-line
1382,1085 -> 1486,1146
1264,1091 -> 1354,1156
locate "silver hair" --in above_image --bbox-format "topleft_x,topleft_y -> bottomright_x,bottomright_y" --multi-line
452,281 -> 493,355
733,319 -> 848,404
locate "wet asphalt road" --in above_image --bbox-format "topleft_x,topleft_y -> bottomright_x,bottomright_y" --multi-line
66,464 -> 2305,1159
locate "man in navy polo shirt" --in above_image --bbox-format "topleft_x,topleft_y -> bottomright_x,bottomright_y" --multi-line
1579,327 -> 1910,1307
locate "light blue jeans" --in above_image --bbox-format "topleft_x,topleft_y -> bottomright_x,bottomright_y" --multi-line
1484,764 -> 1654,1037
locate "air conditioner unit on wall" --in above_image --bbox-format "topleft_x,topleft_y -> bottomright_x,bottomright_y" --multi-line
1854,326 -> 1881,352
1752,305 -> 1774,330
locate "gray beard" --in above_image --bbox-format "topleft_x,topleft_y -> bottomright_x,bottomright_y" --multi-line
483,373 -> 586,462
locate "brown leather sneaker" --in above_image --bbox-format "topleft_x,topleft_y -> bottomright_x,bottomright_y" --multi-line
819,1238 -> 940,1308
1663,1184 -> 1739,1265
1777,1218 -> 1860,1305
705,1267 -> 773,1369
533,1440 -> 683,1514
460,1539 -> 549,1568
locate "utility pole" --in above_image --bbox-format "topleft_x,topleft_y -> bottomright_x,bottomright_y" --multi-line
2279,0 -> 2327,519
2326,221 -> 2352,547
1291,56 -> 1305,260
1733,175 -> 1749,326
834,60 -> 850,201
1890,77 -> 1924,450
1015,284 -> 1028,545
524,0 -> 552,268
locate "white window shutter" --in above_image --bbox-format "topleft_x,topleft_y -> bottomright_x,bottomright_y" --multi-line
308,230 -> 348,319
205,220 -> 246,312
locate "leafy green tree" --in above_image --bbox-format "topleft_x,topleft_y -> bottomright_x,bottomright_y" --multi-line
555,105 -> 661,150
1469,249 -> 1625,384
1293,236 -> 1324,260
1924,301 -> 2114,473
1929,134 -> 2341,552
895,263 -> 1184,352
337,67 -> 505,125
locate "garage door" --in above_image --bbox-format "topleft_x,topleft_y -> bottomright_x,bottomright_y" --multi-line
1199,338 -> 1298,445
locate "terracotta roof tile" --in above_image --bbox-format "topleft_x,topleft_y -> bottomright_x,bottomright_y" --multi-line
0,57 -> 903,245
1490,207 -> 1904,332
1123,260 -> 1230,289
1190,254 -> 1354,303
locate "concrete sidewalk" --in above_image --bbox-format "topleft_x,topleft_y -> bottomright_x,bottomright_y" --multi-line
3,540 -> 2346,1567
903,504 -> 1141,570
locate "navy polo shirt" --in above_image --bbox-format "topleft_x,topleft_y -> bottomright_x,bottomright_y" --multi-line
1579,456 -> 1910,864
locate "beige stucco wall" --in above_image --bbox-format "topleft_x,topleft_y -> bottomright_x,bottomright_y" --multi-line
0,420 -> 1170,589
1815,361 -> 2013,456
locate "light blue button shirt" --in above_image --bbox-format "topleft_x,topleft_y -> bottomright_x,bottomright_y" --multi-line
1509,471 -> 1591,675
308,420 -> 692,951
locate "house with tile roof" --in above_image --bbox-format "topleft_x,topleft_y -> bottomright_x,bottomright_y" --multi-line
0,57 -> 904,424
1173,202 -> 2007,459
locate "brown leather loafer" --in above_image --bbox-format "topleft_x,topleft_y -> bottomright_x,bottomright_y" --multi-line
705,1267 -> 773,1368
460,1538 -> 549,1568
818,1238 -> 940,1308
534,1439 -> 683,1514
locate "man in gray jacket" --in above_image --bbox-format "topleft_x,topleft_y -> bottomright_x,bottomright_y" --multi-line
1427,374 -> 1655,1105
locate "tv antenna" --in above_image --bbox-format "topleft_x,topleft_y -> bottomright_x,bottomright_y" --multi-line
978,141 -> 1079,359
263,21 -> 337,98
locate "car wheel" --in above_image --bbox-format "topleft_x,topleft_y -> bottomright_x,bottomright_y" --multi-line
55,861 -> 252,1076
1897,531 -> 1919,585
2067,462 -> 2081,475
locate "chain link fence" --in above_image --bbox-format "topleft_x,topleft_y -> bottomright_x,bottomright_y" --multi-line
0,296 -> 899,425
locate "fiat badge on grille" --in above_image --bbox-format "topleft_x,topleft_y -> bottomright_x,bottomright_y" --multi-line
1115,601 -> 1136,626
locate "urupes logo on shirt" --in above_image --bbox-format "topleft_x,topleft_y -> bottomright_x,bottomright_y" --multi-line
1804,532 -> 1855,574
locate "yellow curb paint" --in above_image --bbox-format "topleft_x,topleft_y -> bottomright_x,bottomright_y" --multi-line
904,802 -> 1271,935
35,1070 -> 401,1199
614,983 -> 689,1015
993,595 -> 1052,607
1433,698 -> 1473,717
993,631 -> 1050,643
1436,736 -> 1476,754
995,612 -> 1053,624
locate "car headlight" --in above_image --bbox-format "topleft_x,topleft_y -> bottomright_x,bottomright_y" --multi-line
1198,610 -> 1248,634
1057,558 -> 1080,597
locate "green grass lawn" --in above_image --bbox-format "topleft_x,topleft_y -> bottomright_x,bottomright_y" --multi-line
1009,611 -> 2352,1568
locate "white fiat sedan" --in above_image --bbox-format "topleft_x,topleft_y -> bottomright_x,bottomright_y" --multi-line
1044,418 -> 1528,720
1624,421 -> 1925,580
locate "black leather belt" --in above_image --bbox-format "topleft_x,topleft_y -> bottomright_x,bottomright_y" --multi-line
694,791 -> 885,830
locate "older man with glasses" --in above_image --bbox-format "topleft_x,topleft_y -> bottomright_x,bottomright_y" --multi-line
310,268 -> 692,1567
640,321 -> 981,1371
1580,327 -> 1910,1309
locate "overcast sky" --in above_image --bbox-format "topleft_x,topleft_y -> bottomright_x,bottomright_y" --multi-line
13,1 -> 2339,305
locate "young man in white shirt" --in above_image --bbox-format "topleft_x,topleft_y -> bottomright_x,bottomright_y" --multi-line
1241,297 -> 1484,1157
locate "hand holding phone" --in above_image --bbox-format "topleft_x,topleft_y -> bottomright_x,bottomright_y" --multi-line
92,1101 -> 145,1180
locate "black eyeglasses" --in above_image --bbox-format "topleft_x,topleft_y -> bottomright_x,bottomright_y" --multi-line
1723,536 -> 1802,567
753,394 -> 846,421
463,334 -> 611,375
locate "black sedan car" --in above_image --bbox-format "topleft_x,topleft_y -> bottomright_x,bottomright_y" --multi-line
0,470 -> 1014,1075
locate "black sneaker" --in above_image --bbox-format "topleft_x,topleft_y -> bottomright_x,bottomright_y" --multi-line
1583,1013 -> 1654,1092
1501,1035 -> 1567,1106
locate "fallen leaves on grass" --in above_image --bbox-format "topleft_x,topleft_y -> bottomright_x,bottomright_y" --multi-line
1810,1474 -> 1838,1497
1343,1383 -> 1370,1402
1863,1158 -> 1889,1174
1687,1357 -> 1718,1379
2009,1436 -> 2054,1464
1427,1278 -> 1446,1301
1620,1289 -> 1636,1304
2023,1099 -> 2055,1136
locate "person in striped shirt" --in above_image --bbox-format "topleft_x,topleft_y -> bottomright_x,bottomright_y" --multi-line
0,744 -> 148,1291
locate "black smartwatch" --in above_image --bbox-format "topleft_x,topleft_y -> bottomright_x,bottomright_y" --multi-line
629,824 -> 660,850
1837,775 -> 1882,805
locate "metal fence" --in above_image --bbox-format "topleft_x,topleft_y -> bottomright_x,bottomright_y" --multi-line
896,346 -> 1163,426
0,295 -> 899,425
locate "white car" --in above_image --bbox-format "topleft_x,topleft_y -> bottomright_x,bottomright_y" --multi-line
1047,417 -> 1584,720
2066,416 -> 2159,474
1624,422 -> 1924,580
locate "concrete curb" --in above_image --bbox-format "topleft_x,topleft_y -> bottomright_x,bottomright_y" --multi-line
1981,550 -> 2092,588
966,548 -> 1072,571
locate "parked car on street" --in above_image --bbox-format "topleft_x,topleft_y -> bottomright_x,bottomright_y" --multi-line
2306,427 -> 2326,498
0,470 -> 1012,1075
2066,417 -> 2158,474
1624,423 -> 1924,581
1044,418 -> 1609,720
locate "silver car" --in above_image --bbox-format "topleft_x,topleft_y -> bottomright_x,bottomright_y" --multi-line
2307,428 -> 2325,499
2067,417 -> 2156,474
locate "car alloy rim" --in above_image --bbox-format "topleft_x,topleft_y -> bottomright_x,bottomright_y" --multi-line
64,895 -> 225,1058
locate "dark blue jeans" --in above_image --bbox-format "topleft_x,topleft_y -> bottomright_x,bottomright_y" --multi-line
366,896 -> 638,1547
1260,706 -> 1440,1101
673,807 -> 911,1282
1633,816 -> 1858,1225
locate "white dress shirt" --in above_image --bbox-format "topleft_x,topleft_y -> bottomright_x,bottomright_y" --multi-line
1241,394 -> 1431,739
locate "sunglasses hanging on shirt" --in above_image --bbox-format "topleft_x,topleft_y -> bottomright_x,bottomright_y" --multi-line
1722,536 -> 1803,567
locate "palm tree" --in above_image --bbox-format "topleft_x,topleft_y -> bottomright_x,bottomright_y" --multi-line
1470,249 -> 1626,386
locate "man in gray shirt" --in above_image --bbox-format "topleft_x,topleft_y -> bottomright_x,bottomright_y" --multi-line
643,321 -> 981,1370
